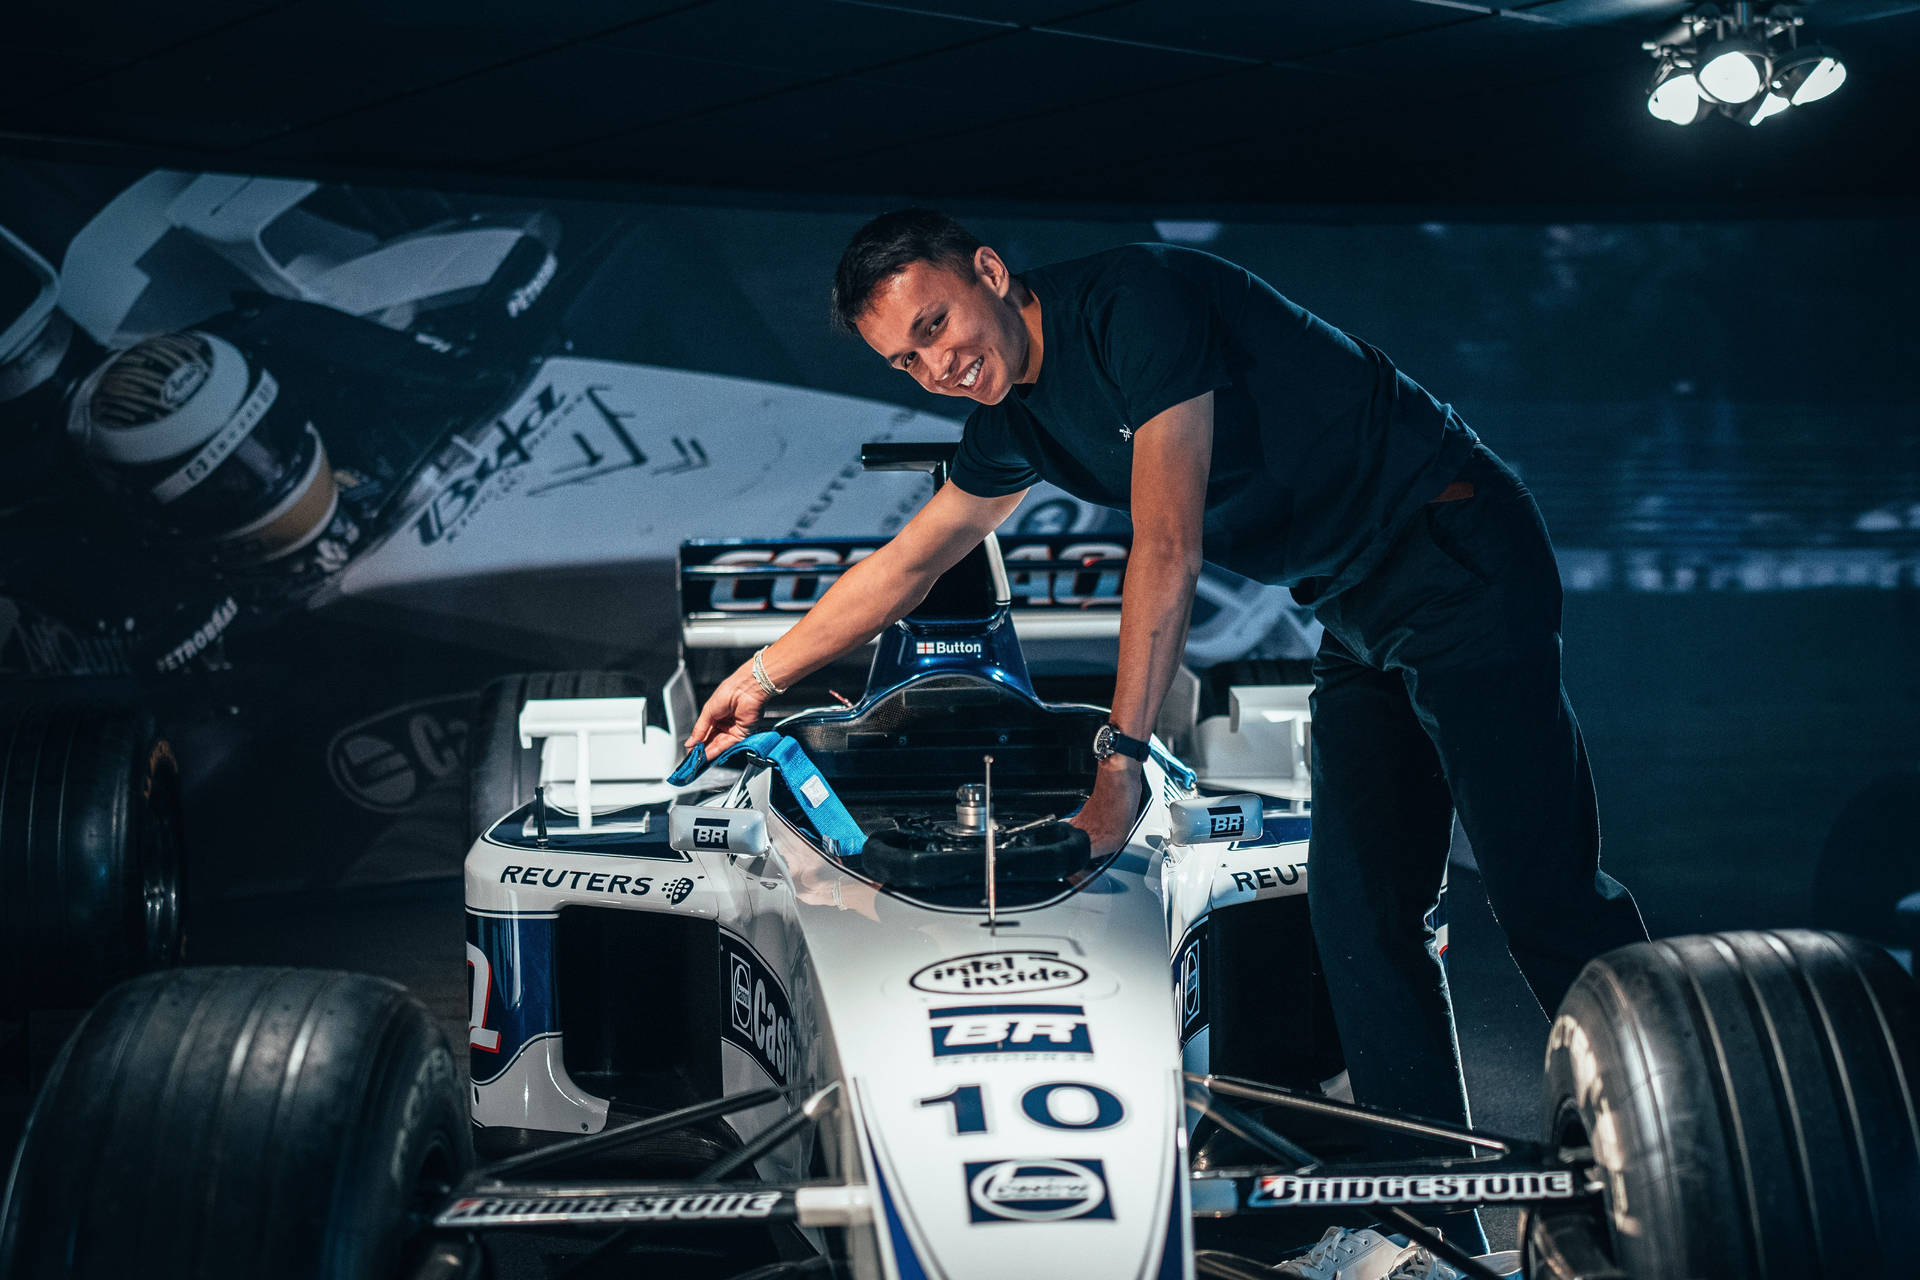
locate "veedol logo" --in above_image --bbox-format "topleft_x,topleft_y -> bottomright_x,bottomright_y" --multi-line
929,1004 -> 1091,1058
914,639 -> 984,657
965,1158 -> 1113,1223
911,951 -> 1088,995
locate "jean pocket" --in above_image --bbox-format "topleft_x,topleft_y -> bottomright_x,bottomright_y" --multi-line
1422,499 -> 1495,586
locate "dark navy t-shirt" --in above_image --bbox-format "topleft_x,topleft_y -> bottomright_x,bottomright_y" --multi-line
949,244 -> 1477,590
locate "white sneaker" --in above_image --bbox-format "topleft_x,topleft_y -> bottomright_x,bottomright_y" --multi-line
1381,1244 -> 1461,1280
1275,1228 -> 1453,1280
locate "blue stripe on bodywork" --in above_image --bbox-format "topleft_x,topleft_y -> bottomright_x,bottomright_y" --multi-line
1156,1158 -> 1186,1280
870,1143 -> 931,1280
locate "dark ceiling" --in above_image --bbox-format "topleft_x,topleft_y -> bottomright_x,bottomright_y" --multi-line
5,0 -> 1918,218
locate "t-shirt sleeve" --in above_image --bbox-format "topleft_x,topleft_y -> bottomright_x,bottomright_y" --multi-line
1092,249 -> 1231,428
949,406 -> 1039,497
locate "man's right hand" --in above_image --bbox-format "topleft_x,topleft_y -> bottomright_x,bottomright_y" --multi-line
686,662 -> 771,756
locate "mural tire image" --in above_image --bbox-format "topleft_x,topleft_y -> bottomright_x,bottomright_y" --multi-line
466,670 -> 646,848
0,967 -> 471,1279
1531,930 -> 1920,1279
0,702 -> 184,1016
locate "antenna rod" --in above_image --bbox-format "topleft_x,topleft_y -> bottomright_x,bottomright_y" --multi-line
983,755 -> 997,928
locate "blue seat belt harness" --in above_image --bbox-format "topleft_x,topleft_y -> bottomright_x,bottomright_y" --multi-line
669,733 -> 868,857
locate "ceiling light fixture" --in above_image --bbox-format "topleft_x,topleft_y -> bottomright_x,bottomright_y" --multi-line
1641,4 -> 1847,127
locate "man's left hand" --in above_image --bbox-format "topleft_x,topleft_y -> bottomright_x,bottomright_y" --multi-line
1069,758 -> 1144,858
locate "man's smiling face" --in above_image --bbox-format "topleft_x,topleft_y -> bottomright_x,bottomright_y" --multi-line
855,250 -> 1031,405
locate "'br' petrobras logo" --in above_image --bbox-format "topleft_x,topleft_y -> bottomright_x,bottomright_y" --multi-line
914,639 -> 984,657
1206,805 -> 1246,838
929,1004 -> 1092,1058
693,817 -> 729,848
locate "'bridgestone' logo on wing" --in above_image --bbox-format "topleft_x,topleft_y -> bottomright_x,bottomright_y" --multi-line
1251,1172 -> 1578,1207
438,1189 -> 783,1226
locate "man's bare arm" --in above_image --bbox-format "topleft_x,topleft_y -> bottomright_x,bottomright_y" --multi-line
687,480 -> 1026,751
1069,391 -> 1212,854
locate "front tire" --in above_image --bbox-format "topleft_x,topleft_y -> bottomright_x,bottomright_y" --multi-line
0,967 -> 470,1279
1529,930 -> 1920,1279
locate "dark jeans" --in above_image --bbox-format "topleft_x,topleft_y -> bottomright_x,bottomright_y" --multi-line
1304,442 -> 1647,1150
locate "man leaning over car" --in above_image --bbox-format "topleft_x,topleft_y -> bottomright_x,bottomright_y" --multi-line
686,210 -> 1648,1245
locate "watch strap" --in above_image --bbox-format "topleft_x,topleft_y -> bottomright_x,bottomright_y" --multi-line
1099,723 -> 1150,762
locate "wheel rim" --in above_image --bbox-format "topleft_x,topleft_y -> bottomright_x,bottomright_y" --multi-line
1524,1101 -> 1621,1280
139,741 -> 185,968
396,1130 -> 462,1278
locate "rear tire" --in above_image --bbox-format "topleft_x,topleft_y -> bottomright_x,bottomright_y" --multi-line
465,670 -> 645,847
0,701 -> 185,1015
1528,930 -> 1920,1279
0,966 -> 470,1279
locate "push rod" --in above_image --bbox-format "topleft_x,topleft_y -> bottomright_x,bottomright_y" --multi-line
480,1086 -> 789,1180
1190,1073 -> 1511,1153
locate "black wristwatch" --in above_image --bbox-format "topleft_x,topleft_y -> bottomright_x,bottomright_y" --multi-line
1092,723 -> 1150,763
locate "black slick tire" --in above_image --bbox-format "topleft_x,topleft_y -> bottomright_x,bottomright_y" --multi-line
0,966 -> 470,1279
1529,930 -> 1920,1279
465,670 -> 645,847
0,701 -> 185,1016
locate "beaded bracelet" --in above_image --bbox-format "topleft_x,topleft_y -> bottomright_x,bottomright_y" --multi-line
751,647 -> 786,698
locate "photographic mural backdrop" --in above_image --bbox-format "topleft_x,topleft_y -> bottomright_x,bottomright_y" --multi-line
0,159 -> 1914,935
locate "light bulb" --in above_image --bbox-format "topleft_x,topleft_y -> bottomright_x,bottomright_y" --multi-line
1786,54 -> 1847,105
1748,92 -> 1791,126
1648,68 -> 1705,125
1699,43 -> 1765,104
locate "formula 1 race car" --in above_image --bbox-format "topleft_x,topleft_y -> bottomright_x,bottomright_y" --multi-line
4,447 -> 1916,1280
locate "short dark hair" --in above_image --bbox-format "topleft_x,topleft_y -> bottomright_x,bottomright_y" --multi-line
830,208 -> 983,335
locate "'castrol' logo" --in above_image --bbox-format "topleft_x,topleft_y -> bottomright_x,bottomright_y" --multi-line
910,951 -> 1088,995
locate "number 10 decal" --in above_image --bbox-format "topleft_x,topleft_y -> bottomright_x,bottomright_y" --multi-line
919,1081 -> 1124,1135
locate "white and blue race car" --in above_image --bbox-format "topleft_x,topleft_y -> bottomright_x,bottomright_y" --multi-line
5,446 -> 1915,1280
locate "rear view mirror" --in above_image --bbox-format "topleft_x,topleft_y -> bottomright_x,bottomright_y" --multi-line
1167,794 -> 1262,846
669,805 -> 769,857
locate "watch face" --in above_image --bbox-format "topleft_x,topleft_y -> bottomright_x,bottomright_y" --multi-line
1093,723 -> 1114,759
